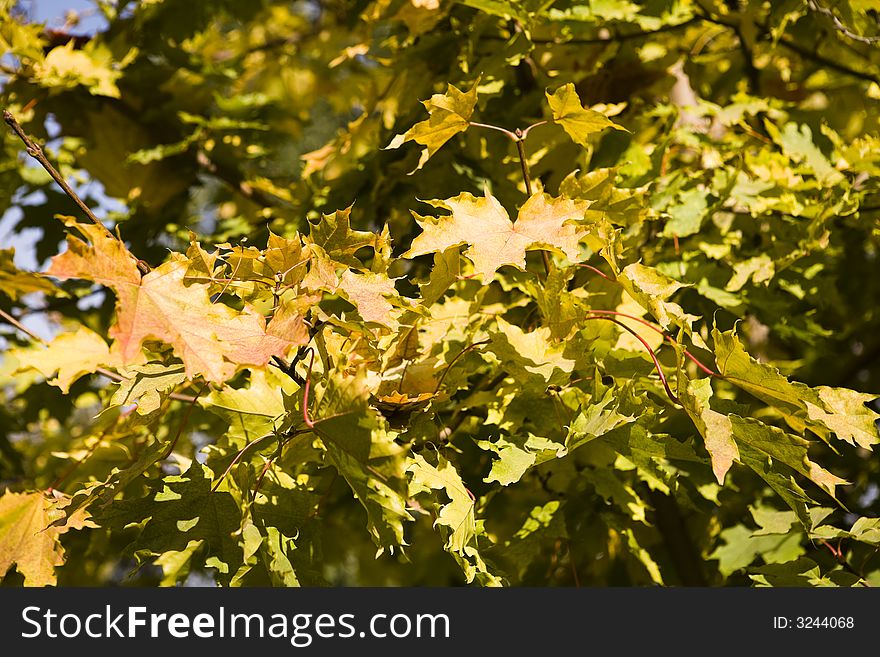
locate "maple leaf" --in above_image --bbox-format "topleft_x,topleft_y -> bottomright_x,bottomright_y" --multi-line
264,230 -> 307,284
13,325 -> 121,393
559,167 -> 649,227
310,368 -> 411,550
616,262 -> 701,336
45,220 -> 308,384
713,327 -> 880,449
338,269 -> 401,330
489,317 -> 575,389
681,376 -> 847,523
680,377 -> 741,484
386,79 -> 479,172
98,462 -> 243,585
403,190 -> 591,282
546,83 -> 627,147
300,244 -> 403,330
111,363 -> 187,415
0,491 -> 92,586
304,206 -> 390,271
0,248 -> 59,301
407,453 -> 503,585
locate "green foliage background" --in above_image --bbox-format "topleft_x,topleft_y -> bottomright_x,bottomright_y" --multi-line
1,0 -> 879,587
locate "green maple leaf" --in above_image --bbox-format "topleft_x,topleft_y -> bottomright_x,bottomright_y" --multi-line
310,369 -> 411,551
713,327 -> 880,449
304,206 -> 390,271
488,316 -> 575,389
407,453 -> 502,585
404,190 -> 590,282
99,462 -> 243,584
709,524 -> 805,577
558,167 -> 649,226
616,262 -> 700,334
419,246 -> 460,307
566,388 -> 637,453
681,376 -> 846,525
201,367 -> 293,463
386,79 -> 479,172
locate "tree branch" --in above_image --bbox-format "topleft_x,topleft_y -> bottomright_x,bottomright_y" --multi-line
694,8 -> 879,85
3,111 -> 111,238
482,17 -> 699,46
807,0 -> 880,45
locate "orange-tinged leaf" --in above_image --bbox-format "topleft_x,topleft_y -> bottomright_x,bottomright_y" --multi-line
338,270 -> 401,329
45,221 -> 307,384
403,190 -> 590,281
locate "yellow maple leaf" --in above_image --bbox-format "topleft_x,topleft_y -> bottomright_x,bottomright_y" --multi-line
403,190 -> 590,281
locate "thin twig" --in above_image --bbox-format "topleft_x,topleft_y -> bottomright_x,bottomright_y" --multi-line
302,348 -> 316,428
807,0 -> 880,45
211,433 -> 275,492
820,539 -> 871,587
514,130 -> 533,196
468,121 -> 517,141
3,111 -> 113,239
574,262 -> 615,281
0,307 -> 45,343
583,314 -> 681,405
512,126 -> 552,275
433,340 -> 489,395
694,8 -> 879,84
585,309 -> 720,378
161,386 -> 204,459
776,35 -> 879,84
519,120 -> 548,140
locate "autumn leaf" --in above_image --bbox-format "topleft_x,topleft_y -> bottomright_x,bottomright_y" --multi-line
111,363 -> 187,415
489,316 -> 575,389
304,206 -> 390,271
547,83 -> 627,147
616,262 -> 700,335
0,248 -> 59,301
559,167 -> 649,226
403,190 -> 590,281
407,453 -> 502,585
45,220 -> 308,384
386,79 -> 479,172
713,327 -> 880,449
13,325 -> 120,393
680,377 -> 740,484
681,376 -> 847,520
0,491 -> 83,586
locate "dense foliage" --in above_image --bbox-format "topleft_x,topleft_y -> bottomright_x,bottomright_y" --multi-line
1,0 -> 879,587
